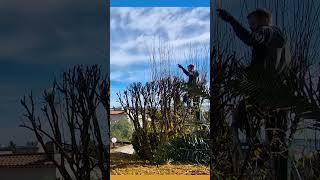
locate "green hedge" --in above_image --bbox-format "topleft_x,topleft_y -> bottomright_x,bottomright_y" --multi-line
154,133 -> 210,165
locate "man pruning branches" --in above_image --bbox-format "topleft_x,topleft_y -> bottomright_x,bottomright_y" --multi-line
178,64 -> 201,121
178,64 -> 200,86
217,8 -> 291,179
217,8 -> 290,72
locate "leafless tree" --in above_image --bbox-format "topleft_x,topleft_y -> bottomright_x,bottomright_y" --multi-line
20,65 -> 109,180
117,37 -> 210,162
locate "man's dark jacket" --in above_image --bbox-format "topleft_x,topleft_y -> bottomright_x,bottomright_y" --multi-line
228,18 -> 291,72
181,67 -> 200,86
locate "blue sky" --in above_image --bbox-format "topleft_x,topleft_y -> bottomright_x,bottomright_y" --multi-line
0,0 -> 108,145
110,7 -> 210,107
111,0 -> 210,7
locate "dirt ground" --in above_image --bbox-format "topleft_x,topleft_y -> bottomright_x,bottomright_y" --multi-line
110,151 -> 209,175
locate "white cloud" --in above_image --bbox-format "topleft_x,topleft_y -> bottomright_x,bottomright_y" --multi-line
169,32 -> 210,47
111,67 -> 148,83
110,49 -> 148,66
110,7 -> 210,66
111,7 -> 209,35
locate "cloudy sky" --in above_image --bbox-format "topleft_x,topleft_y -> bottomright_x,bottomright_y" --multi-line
0,0 -> 210,145
110,7 -> 210,106
0,0 -> 108,145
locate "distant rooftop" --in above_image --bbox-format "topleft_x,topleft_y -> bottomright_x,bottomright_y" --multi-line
0,153 -> 54,168
0,145 -> 39,154
110,107 -> 126,115
111,110 -> 126,115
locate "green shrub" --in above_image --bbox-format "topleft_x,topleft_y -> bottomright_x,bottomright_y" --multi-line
131,131 -> 159,162
131,131 -> 144,159
154,143 -> 170,164
154,134 -> 210,165
110,119 -> 133,142
131,131 -> 160,161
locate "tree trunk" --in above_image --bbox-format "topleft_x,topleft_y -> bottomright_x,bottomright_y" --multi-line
231,110 -> 242,175
267,111 -> 288,180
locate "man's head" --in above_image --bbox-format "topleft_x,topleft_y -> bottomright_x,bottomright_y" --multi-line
187,64 -> 195,72
247,9 -> 272,31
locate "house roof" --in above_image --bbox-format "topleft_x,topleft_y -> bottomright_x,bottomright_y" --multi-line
0,153 -> 54,168
110,110 -> 126,115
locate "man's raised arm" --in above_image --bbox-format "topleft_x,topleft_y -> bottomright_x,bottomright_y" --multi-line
178,64 -> 190,76
217,9 -> 272,47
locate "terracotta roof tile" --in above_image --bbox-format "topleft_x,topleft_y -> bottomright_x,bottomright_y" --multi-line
0,153 -> 54,168
110,110 -> 126,115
